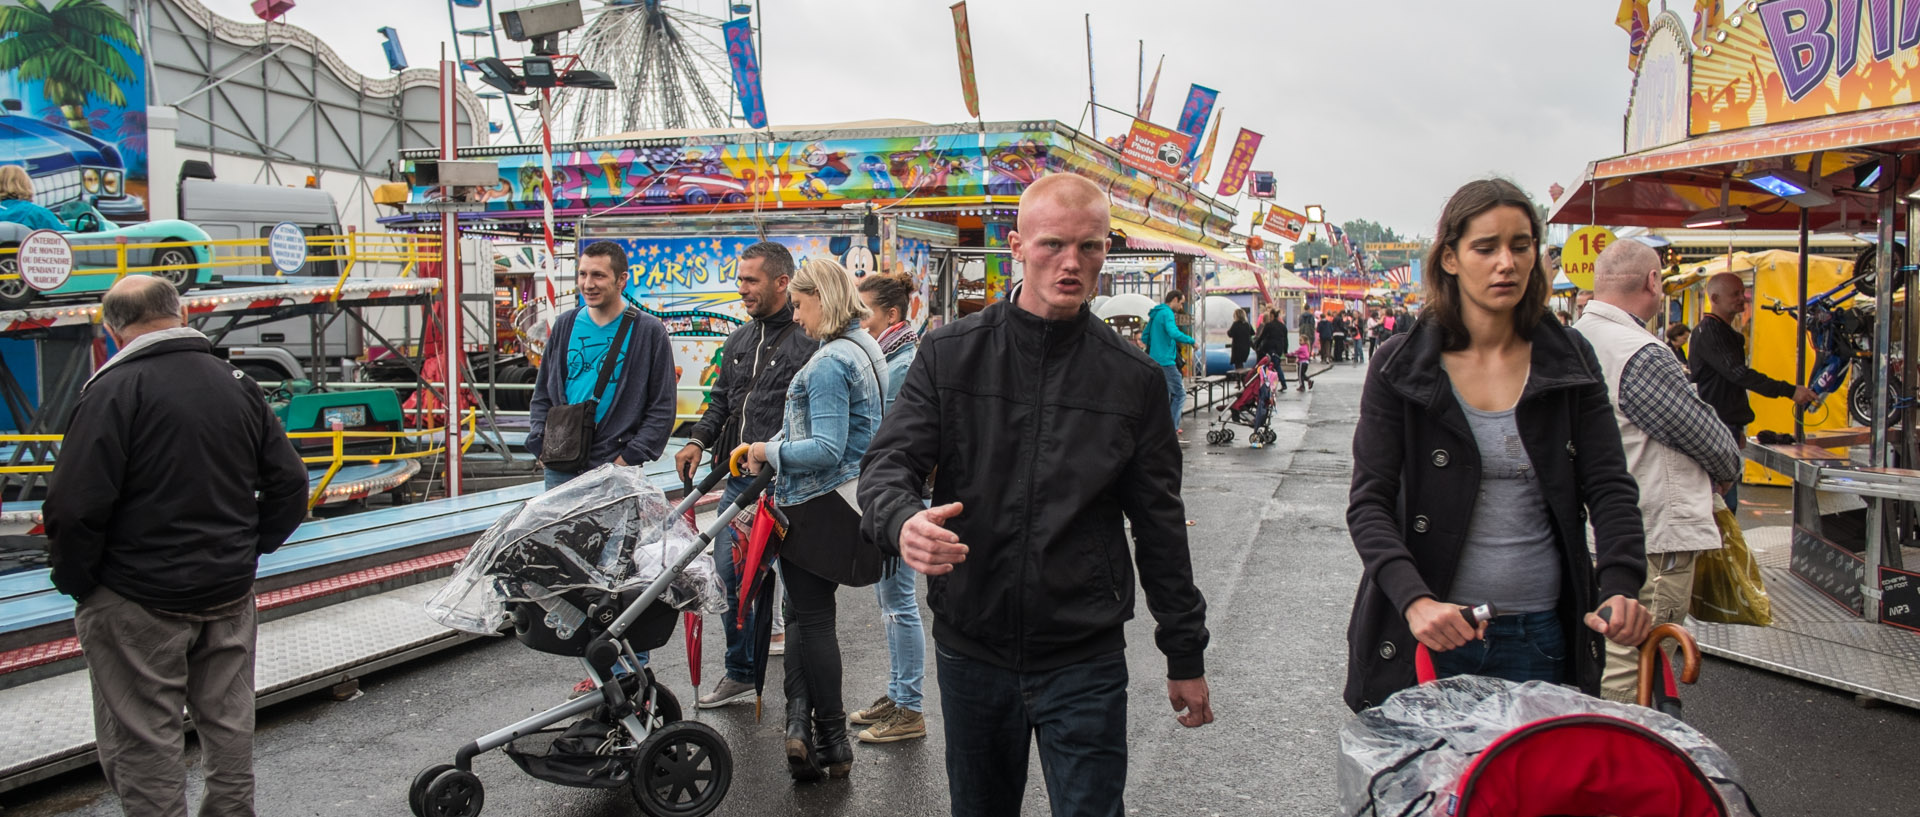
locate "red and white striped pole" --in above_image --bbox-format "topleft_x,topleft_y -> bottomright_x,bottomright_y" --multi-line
440,56 -> 464,497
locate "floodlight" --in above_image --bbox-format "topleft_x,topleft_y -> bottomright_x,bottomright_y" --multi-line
1741,167 -> 1833,207
1305,204 -> 1325,223
1682,205 -> 1749,229
560,69 -> 618,90
521,57 -> 559,88
474,57 -> 525,95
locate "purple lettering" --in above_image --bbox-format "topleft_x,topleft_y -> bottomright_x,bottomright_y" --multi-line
1835,0 -> 1899,72
1902,0 -> 1920,49
1762,0 -> 1836,101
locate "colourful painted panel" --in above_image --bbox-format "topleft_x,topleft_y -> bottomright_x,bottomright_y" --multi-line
0,0 -> 149,220
1691,0 -> 1920,135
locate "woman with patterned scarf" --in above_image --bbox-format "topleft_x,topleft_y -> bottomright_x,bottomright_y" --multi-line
846,271 -> 928,744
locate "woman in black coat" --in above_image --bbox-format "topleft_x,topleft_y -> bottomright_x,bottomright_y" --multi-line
1252,308 -> 1289,388
1227,309 -> 1255,370
1343,179 -> 1651,712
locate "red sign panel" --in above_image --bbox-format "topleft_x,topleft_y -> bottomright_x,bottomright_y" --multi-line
1262,206 -> 1305,242
1118,119 -> 1195,182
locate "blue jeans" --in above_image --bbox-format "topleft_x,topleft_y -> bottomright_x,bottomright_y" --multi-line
1426,609 -> 1565,686
938,647 -> 1129,817
873,564 -> 925,711
545,467 -> 648,671
1162,365 -> 1185,429
712,476 -> 759,684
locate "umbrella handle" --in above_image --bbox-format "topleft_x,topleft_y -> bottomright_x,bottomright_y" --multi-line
729,444 -> 755,477
1636,623 -> 1701,708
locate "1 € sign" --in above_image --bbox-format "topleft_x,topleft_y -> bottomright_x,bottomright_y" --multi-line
1560,226 -> 1615,291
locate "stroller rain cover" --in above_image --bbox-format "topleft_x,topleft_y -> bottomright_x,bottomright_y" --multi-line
1339,676 -> 1755,817
424,463 -> 726,636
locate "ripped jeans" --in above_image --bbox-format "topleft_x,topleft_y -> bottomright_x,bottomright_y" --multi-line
873,562 -> 926,711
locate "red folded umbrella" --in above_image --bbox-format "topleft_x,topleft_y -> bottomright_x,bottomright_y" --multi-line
682,483 -> 702,688
734,494 -> 787,720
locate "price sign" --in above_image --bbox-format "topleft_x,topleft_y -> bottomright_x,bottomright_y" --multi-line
17,229 -> 73,292
1560,226 -> 1615,291
268,222 -> 306,274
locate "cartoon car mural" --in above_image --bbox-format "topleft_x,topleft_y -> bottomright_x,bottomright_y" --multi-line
637,165 -> 750,206
0,203 -> 213,309
0,101 -> 145,218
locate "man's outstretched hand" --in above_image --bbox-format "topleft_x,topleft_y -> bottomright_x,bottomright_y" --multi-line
900,502 -> 969,575
1169,676 -> 1214,728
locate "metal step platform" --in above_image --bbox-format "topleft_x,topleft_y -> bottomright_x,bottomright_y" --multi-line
1690,524 -> 1920,709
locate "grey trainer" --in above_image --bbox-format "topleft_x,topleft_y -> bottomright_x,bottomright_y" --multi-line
857,708 -> 927,743
848,696 -> 896,725
696,677 -> 757,709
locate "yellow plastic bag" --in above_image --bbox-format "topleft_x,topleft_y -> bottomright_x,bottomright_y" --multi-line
1691,498 -> 1774,626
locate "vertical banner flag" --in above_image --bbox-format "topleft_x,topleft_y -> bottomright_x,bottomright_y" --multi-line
723,17 -> 768,128
1263,206 -> 1305,241
950,2 -> 981,119
1214,128 -> 1263,196
1189,108 -> 1224,183
1615,0 -> 1650,71
1138,54 -> 1164,119
1175,84 -> 1218,164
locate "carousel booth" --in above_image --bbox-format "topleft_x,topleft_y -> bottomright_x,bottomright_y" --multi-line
1552,9 -> 1920,705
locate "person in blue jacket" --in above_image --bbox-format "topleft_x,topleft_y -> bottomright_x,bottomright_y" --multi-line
0,166 -> 67,232
1144,289 -> 1197,428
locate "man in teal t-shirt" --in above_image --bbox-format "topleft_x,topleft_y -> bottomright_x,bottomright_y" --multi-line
1144,289 -> 1196,429
563,310 -> 628,423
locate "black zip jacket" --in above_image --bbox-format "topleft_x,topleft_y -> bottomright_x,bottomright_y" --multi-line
1344,316 -> 1646,711
46,333 -> 309,611
1687,313 -> 1795,432
686,301 -> 815,458
859,293 -> 1210,679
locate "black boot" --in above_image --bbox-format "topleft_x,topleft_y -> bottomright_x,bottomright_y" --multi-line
785,694 -> 823,782
813,714 -> 853,779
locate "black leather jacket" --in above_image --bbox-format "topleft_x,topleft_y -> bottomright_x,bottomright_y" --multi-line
859,293 -> 1210,679
686,301 -> 815,458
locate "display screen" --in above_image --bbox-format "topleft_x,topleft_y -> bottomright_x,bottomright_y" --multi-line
322,406 -> 368,427
1749,174 -> 1808,198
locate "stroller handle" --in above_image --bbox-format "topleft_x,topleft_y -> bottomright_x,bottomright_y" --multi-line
607,466 -> 775,639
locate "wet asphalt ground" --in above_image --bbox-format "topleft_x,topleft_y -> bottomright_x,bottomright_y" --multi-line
4,361 -> 1919,816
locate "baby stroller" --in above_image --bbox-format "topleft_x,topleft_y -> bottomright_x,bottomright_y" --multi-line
1339,623 -> 1760,817
414,464 -> 772,817
1206,353 -> 1281,447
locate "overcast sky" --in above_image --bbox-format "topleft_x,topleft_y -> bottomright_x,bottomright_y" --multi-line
199,0 -> 1700,238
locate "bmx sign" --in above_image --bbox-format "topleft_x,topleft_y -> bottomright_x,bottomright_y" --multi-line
17,229 -> 73,292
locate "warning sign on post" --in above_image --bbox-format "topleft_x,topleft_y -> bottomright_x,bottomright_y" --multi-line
268,222 -> 306,274
17,230 -> 73,292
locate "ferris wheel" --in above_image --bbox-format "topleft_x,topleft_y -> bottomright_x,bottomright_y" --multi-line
544,0 -> 747,141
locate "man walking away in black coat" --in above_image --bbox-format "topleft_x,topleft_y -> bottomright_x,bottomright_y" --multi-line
47,275 -> 308,817
860,173 -> 1213,817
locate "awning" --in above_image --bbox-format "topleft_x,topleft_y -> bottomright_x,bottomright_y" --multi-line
1112,222 -> 1221,256
1549,102 -> 1920,230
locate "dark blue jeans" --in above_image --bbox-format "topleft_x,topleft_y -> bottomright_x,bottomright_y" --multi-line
712,475 -> 758,684
937,647 -> 1129,817
1427,609 -> 1566,685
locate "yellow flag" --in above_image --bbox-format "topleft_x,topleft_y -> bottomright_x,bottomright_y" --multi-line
1190,108 -> 1224,184
1616,0 -> 1650,70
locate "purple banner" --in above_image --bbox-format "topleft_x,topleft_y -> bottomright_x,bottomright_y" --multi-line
1175,84 -> 1218,164
723,17 -> 768,129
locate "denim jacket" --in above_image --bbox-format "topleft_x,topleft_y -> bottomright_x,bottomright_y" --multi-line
764,321 -> 887,506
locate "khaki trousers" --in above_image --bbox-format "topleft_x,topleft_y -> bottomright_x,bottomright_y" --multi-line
1600,551 -> 1699,703
75,587 -> 258,817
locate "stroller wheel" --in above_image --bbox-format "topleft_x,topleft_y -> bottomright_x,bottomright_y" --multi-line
1225,429 -> 1236,442
631,721 -> 733,817
648,682 -> 683,727
409,764 -> 455,816
422,768 -> 484,817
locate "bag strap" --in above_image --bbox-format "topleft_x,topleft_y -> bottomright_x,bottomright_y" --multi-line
828,335 -> 888,420
589,307 -> 639,403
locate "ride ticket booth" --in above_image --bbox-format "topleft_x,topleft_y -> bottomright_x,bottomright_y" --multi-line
1551,9 -> 1920,704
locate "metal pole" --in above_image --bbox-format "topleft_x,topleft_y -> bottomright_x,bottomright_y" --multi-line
483,0 -> 525,143
1795,207 -> 1808,443
441,56 -> 464,497
1136,39 -> 1143,113
1865,155 -> 1897,621
1085,14 -> 1097,140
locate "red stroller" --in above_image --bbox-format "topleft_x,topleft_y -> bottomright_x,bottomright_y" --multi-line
1339,624 -> 1759,817
1206,354 -> 1280,447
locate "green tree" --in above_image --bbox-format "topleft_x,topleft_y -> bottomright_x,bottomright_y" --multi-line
0,0 -> 140,134
1339,219 -> 1402,248
1289,238 -> 1348,269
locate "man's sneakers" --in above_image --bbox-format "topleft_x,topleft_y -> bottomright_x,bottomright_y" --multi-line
696,676 -> 757,709
769,633 -> 786,656
856,708 -> 927,743
848,696 -> 896,725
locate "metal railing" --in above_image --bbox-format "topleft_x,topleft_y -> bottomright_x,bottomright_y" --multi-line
0,232 -> 443,302
0,408 -> 477,511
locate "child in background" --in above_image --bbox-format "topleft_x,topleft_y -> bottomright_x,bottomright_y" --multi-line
1292,341 -> 1314,392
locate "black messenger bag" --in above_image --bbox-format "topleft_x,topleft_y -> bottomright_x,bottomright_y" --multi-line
539,308 -> 637,472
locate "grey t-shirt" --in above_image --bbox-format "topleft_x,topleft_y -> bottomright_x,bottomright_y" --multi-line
1447,395 -> 1562,613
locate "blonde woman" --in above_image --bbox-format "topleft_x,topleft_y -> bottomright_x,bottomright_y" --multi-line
0,166 -> 65,232
739,257 -> 887,782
